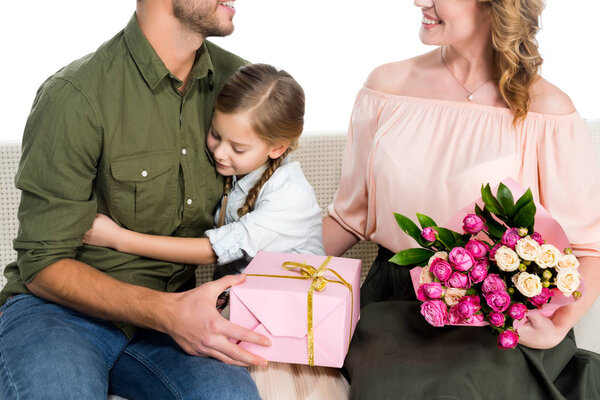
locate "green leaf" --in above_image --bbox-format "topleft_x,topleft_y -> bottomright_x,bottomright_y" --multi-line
496,183 -> 515,216
416,213 -> 437,229
394,213 -> 426,246
475,204 -> 485,217
475,204 -> 507,239
434,227 -> 457,250
510,189 -> 534,218
481,184 -> 505,216
512,201 -> 536,229
389,248 -> 434,266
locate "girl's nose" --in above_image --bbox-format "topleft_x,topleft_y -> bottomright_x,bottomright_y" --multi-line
212,144 -> 227,161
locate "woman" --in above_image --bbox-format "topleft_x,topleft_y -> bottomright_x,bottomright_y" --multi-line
323,0 -> 600,398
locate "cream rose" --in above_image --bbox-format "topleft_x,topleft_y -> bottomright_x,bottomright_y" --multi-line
556,254 -> 580,272
443,288 -> 467,307
536,244 -> 561,269
494,246 -> 520,272
419,265 -> 435,285
515,272 -> 543,298
427,251 -> 449,267
511,273 -> 519,287
515,236 -> 541,261
556,270 -> 581,296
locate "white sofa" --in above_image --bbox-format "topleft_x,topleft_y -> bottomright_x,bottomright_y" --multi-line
1,123 -> 600,392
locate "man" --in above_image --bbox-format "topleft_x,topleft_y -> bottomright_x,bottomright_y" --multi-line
0,1 -> 269,398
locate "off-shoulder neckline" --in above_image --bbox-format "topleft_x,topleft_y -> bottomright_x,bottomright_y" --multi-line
360,86 -> 580,121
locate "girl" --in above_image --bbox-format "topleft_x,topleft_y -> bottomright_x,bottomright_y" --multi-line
84,63 -> 349,399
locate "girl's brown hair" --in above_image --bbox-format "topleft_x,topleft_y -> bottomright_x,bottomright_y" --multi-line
215,63 -> 305,221
478,0 -> 545,124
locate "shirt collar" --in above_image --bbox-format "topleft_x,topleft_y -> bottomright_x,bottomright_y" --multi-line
235,164 -> 269,195
124,13 -> 214,91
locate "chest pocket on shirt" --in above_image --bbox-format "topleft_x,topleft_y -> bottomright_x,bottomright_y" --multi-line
110,150 -> 175,233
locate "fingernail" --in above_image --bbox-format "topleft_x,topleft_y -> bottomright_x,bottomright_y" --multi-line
264,339 -> 271,346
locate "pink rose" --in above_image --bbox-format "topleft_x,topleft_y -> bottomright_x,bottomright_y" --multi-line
455,296 -> 480,320
531,232 -> 544,246
463,294 -> 481,309
421,227 -> 437,243
462,214 -> 484,234
449,247 -> 475,272
469,259 -> 489,284
448,306 -> 462,324
417,282 -> 444,301
488,312 -> 506,327
472,314 -> 485,324
489,244 -> 502,261
485,290 -> 511,313
430,258 -> 453,282
482,274 -> 507,294
528,287 -> 553,309
498,330 -> 519,349
420,300 -> 448,327
508,303 -> 527,320
502,228 -> 520,249
447,272 -> 470,289
465,239 -> 490,259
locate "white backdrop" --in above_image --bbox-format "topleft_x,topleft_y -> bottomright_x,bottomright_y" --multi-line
0,1 -> 598,143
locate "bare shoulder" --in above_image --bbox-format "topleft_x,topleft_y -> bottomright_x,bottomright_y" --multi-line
529,77 -> 576,115
364,51 -> 437,95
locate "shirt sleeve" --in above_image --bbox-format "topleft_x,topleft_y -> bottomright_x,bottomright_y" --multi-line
327,89 -> 382,240
205,179 -> 323,264
537,115 -> 600,259
14,77 -> 102,283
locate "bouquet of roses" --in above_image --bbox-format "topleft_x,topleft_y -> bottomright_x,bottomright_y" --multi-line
391,181 -> 582,349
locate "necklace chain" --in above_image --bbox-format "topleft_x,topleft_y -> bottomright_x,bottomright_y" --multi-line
440,47 -> 492,102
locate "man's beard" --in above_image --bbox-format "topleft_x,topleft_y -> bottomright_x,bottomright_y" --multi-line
173,0 -> 234,38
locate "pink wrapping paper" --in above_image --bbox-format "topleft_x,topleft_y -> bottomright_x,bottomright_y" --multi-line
409,178 -> 582,329
230,251 -> 361,367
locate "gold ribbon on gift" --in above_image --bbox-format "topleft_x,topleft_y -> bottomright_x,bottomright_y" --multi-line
246,256 -> 354,366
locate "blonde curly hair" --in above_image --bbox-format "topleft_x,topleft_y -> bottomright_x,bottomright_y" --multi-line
478,0 -> 545,124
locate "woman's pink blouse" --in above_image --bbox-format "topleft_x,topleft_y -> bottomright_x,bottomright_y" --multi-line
328,87 -> 600,258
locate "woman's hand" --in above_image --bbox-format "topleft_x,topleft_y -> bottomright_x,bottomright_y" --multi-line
83,213 -> 122,249
516,312 -> 569,349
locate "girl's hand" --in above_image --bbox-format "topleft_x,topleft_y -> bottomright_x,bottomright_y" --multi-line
516,312 -> 568,349
83,214 -> 122,249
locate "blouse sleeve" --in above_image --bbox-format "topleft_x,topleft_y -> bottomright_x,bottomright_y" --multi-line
537,115 -> 600,259
327,89 -> 382,240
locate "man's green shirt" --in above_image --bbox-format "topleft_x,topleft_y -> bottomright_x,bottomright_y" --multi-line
0,14 -> 246,332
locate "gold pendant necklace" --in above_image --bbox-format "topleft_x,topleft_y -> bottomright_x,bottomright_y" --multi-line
440,47 -> 491,102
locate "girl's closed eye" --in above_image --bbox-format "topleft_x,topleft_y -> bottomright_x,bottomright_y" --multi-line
210,128 -> 221,140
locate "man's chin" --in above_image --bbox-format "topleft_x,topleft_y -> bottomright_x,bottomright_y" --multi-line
212,23 -> 235,38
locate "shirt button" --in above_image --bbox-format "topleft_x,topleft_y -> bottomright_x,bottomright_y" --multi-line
181,148 -> 187,155
141,170 -> 148,177
187,199 -> 193,205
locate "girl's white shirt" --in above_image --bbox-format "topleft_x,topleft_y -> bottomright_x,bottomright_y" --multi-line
205,159 -> 325,268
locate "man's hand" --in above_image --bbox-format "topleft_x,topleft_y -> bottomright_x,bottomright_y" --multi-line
516,312 -> 568,349
164,274 -> 271,367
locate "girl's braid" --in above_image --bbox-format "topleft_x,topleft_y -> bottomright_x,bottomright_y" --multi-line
238,149 -> 289,218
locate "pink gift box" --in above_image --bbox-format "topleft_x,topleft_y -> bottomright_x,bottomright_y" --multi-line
230,251 -> 361,367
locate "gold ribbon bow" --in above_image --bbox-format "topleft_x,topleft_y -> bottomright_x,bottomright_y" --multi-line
246,256 -> 354,366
